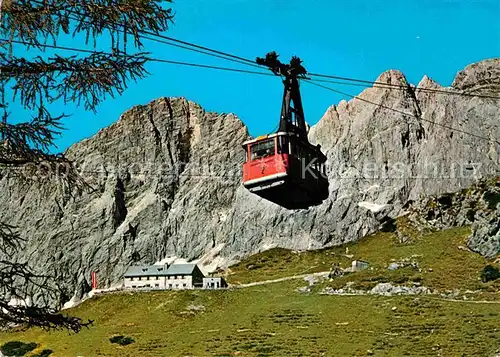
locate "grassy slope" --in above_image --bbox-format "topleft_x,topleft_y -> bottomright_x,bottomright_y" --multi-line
1,227 -> 500,356
226,226 -> 500,294
1,281 -> 500,357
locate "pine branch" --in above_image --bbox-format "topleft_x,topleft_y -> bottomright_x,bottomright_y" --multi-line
2,0 -> 173,49
1,52 -> 150,111
0,0 -> 174,333
0,302 -> 93,332
0,106 -> 64,164
0,225 -> 93,332
0,108 -> 94,197
0,223 -> 23,255
0,259 -> 93,332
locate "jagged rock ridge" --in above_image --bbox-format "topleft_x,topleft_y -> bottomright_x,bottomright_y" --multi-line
0,59 -> 499,299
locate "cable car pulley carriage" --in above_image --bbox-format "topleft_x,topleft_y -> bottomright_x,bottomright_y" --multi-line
242,52 -> 329,209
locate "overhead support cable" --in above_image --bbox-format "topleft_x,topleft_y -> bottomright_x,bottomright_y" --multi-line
1,39 -> 275,78
303,79 -> 500,145
138,34 -> 264,70
28,0 -> 266,71
308,73 -> 500,100
2,38 -> 499,144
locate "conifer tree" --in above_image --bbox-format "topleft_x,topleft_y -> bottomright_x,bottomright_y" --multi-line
0,0 -> 173,331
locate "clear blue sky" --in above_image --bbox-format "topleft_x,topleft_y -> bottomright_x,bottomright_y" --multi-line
9,0 -> 500,152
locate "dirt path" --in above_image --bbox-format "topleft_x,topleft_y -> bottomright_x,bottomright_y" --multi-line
230,271 -> 330,288
427,297 -> 500,304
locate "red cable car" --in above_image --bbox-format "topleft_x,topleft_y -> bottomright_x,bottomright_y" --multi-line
242,53 -> 329,209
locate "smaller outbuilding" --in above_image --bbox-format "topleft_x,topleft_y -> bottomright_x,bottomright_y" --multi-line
203,277 -> 228,289
351,260 -> 370,272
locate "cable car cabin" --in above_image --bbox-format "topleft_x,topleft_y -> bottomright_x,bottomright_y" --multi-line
242,52 -> 330,209
242,132 -> 328,209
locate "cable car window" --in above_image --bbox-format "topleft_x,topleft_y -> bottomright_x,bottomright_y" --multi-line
245,145 -> 251,162
251,139 -> 275,160
289,140 -> 297,156
297,142 -> 309,162
278,136 -> 289,154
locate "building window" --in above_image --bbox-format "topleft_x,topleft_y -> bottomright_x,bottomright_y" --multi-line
168,284 -> 173,289
155,284 -> 159,288
132,285 -> 136,288
129,277 -> 134,281
138,277 -> 142,281
156,276 -> 159,280
183,284 -> 186,288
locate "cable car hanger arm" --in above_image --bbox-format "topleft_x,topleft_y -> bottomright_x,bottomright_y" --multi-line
256,52 -> 310,137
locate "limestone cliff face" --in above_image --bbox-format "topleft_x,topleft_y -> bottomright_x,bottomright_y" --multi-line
0,59 -> 499,298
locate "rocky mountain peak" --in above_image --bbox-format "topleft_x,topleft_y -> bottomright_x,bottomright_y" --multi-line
417,75 -> 440,90
452,58 -> 500,90
374,69 -> 407,85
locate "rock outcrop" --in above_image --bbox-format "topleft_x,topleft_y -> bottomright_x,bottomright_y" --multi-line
0,59 -> 499,300
321,282 -> 432,297
403,177 -> 500,258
